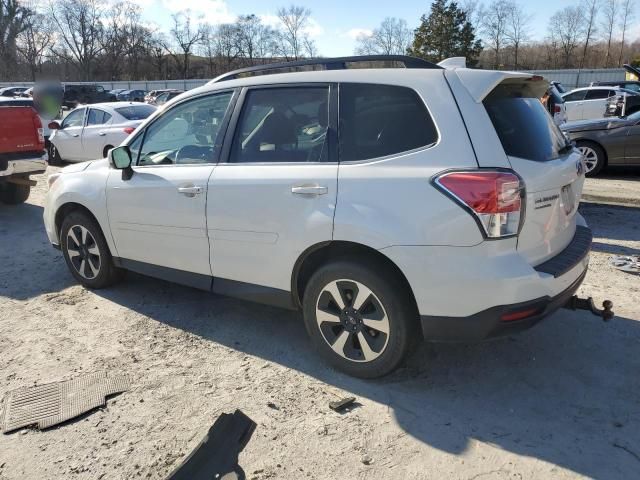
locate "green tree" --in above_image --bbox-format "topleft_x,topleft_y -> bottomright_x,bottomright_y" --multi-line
408,0 -> 482,66
0,0 -> 32,78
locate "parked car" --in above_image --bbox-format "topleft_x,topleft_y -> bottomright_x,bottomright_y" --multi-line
62,84 -> 111,108
47,102 -> 156,164
44,56 -> 590,378
20,87 -> 33,98
150,90 -> 183,106
591,64 -> 640,93
561,86 -> 638,121
561,109 -> 640,175
605,90 -> 640,117
116,89 -> 147,102
107,89 -> 127,101
145,89 -> 172,103
0,102 -> 46,204
0,86 -> 29,97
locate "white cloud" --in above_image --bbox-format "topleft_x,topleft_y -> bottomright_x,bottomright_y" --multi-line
346,28 -> 373,40
161,0 -> 236,25
304,18 -> 324,38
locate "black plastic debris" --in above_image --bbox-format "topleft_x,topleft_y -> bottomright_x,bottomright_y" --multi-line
329,397 -> 356,413
166,409 -> 256,480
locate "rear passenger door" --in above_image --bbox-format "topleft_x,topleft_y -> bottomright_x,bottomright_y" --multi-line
82,108 -> 113,160
207,85 -> 337,299
582,89 -> 614,119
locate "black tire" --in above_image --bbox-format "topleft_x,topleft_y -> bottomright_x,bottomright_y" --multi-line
60,211 -> 123,289
576,140 -> 605,177
103,145 -> 114,158
302,260 -> 419,378
0,183 -> 30,204
48,143 -> 63,166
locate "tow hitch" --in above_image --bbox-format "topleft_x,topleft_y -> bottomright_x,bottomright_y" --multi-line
565,296 -> 614,321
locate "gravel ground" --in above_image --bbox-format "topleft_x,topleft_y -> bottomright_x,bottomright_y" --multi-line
0,167 -> 638,480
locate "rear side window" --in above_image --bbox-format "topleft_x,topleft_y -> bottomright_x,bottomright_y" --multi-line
484,83 -> 568,162
115,105 -> 156,120
563,91 -> 586,102
339,84 -> 437,162
585,90 -> 613,100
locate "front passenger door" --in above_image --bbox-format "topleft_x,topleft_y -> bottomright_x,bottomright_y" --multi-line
53,107 -> 86,161
106,91 -> 236,284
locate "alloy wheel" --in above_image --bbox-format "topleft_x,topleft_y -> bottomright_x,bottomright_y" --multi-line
66,225 -> 101,280
578,146 -> 598,173
315,279 -> 390,363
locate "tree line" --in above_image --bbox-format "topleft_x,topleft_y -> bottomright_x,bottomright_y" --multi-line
1,0 -> 639,83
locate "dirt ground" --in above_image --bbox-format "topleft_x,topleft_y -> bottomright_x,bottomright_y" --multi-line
0,167 -> 639,480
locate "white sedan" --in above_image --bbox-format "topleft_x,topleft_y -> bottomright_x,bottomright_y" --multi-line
48,102 -> 156,164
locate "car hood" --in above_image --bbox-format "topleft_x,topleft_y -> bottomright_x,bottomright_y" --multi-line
60,158 -> 109,174
561,117 -> 629,133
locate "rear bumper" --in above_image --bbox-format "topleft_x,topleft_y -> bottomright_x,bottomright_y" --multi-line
0,152 -> 47,178
420,266 -> 587,342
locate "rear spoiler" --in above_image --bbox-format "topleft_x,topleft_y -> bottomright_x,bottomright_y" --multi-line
438,57 -> 548,103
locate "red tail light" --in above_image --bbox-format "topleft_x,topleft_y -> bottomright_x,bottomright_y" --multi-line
554,105 -> 562,114
31,111 -> 44,146
434,170 -> 525,238
123,127 -> 135,134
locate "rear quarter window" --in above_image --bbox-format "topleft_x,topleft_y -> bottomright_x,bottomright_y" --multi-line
115,105 -> 156,120
339,83 -> 438,162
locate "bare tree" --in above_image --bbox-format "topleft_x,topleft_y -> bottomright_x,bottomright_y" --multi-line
618,0 -> 634,65
354,17 -> 411,55
165,11 -> 205,79
1,0 -> 32,78
236,14 -> 277,65
149,33 -> 168,79
215,23 -> 242,72
505,1 -> 532,69
601,0 -> 618,66
50,0 -> 104,80
276,5 -> 312,60
579,0 -> 599,70
483,0 -> 511,68
548,6 -> 584,67
461,0 -> 485,33
16,12 -> 52,81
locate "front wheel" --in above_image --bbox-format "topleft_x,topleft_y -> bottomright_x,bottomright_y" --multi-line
302,260 -> 419,378
48,143 -> 62,166
576,141 -> 605,176
60,211 -> 122,288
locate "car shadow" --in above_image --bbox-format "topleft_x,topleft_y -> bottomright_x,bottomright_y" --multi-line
0,202 -> 74,300
93,271 -> 640,480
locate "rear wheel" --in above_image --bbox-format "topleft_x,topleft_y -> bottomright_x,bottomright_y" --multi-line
60,211 -> 122,288
0,183 -> 30,204
576,141 -> 605,176
48,143 -> 63,166
302,260 -> 419,378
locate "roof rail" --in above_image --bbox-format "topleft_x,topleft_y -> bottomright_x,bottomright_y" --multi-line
209,55 -> 441,83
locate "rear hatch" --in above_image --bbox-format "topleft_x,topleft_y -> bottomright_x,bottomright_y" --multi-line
0,106 -> 44,156
482,79 -> 584,265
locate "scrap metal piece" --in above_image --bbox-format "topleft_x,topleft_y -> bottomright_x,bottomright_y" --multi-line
329,396 -> 356,412
565,296 -> 614,322
610,255 -> 640,275
1,372 -> 130,433
166,410 -> 256,480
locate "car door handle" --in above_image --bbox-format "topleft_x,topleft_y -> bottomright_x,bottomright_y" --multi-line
291,185 -> 328,196
177,186 -> 203,197
98,132 -> 106,136
72,134 -> 79,137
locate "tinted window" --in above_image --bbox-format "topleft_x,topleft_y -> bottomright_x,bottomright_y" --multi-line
585,90 -> 613,100
0,99 -> 32,107
115,105 -> 156,120
62,108 -> 85,128
563,91 -> 587,102
229,87 -> 330,163
484,83 -> 568,162
136,92 -> 232,166
87,109 -> 110,125
339,83 -> 437,162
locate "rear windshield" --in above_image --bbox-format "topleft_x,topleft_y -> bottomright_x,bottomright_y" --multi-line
0,99 -> 32,107
484,83 -> 568,162
115,105 -> 156,120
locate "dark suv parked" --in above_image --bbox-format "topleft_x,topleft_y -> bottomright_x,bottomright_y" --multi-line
63,84 -> 111,108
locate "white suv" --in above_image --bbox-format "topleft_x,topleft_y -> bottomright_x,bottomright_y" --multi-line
44,56 -> 590,378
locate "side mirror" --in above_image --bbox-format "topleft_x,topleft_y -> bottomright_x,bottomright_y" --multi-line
61,106 -> 70,111
48,121 -> 61,130
110,146 -> 134,180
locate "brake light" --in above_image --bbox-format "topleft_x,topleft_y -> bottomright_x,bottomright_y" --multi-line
32,112 -> 44,145
554,105 -> 562,114
434,170 -> 525,238
123,127 -> 135,134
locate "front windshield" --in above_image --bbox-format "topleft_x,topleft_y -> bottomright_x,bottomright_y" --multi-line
626,110 -> 640,121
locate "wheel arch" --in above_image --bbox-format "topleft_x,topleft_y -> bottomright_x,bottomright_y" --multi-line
291,240 -> 419,313
55,202 -> 113,255
575,138 -> 609,167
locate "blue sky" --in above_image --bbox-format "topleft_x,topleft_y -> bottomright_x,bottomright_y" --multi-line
135,0 -> 593,56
